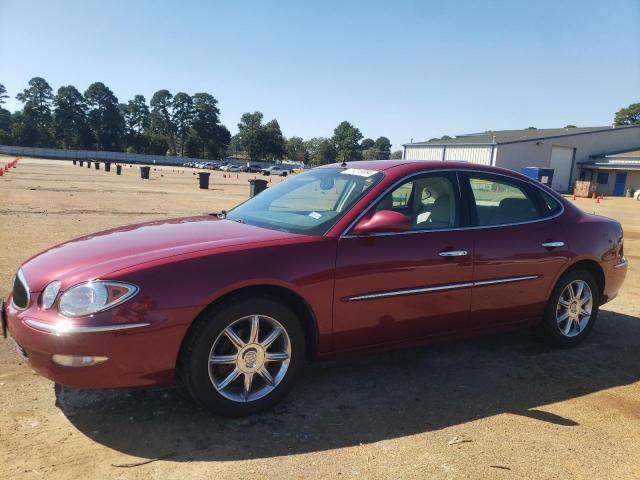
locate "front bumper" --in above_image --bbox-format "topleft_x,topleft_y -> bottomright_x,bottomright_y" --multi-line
2,298 -> 189,389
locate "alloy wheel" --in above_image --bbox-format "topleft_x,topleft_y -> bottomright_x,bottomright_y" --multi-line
556,280 -> 593,338
208,315 -> 291,402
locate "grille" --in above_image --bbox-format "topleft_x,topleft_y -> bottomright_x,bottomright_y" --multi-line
12,270 -> 29,309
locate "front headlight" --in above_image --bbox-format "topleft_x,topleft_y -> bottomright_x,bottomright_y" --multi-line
41,280 -> 62,309
58,281 -> 139,317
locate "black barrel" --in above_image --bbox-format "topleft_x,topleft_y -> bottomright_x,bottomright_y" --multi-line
104,162 -> 111,172
79,160 -> 84,167
72,160 -> 77,165
116,165 -> 122,175
198,172 -> 211,189
95,162 -> 100,170
140,166 -> 151,179
87,161 -> 92,168
249,178 -> 268,197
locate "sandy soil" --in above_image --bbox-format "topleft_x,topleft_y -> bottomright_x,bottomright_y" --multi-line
1,157 -> 639,479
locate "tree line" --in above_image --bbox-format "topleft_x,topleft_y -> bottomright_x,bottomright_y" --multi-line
0,78 -> 402,164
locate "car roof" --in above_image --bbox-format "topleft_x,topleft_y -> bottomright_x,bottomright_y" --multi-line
318,160 -> 534,182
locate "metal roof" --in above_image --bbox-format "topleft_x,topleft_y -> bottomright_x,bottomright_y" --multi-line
604,149 -> 640,159
405,125 -> 640,147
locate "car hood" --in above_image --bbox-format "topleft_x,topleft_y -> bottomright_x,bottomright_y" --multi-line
20,216 -> 299,291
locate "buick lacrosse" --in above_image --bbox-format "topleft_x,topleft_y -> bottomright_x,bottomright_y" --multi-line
2,161 -> 628,415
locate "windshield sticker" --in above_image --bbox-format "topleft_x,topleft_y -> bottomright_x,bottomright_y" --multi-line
340,168 -> 377,178
308,211 -> 322,220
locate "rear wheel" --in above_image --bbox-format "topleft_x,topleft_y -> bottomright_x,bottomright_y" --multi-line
540,269 -> 600,346
183,297 -> 305,415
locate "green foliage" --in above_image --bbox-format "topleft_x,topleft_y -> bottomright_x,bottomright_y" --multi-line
374,136 -> 392,159
237,111 -> 286,161
122,95 -> 150,153
84,82 -> 124,151
614,103 -> 640,126
0,84 -> 11,144
54,86 -> 93,149
3,78 -> 402,166
332,121 -> 363,162
286,136 -> 308,163
263,119 -> 286,161
306,137 -> 336,165
525,126 -> 537,130
238,111 -> 264,161
226,133 -> 243,157
564,125 -> 577,128
172,92 -> 194,156
361,138 -> 375,150
390,149 -> 403,159
189,93 -> 230,159
150,89 -> 176,155
362,147 -> 380,160
0,84 -> 8,105
15,77 -> 54,147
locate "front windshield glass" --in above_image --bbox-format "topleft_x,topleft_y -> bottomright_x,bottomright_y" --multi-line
227,167 -> 383,235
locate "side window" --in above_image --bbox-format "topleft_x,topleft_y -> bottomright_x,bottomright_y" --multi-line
597,172 -> 609,185
468,175 -> 540,226
376,175 -> 459,230
539,190 -> 562,216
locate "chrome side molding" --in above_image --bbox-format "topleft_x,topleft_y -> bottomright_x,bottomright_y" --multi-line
345,274 -> 541,301
438,250 -> 468,257
23,318 -> 150,335
541,241 -> 565,248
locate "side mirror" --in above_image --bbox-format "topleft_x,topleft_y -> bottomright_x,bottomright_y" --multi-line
352,210 -> 411,236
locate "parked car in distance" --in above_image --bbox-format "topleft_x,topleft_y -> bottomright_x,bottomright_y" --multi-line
220,164 -> 242,172
243,163 -> 262,173
262,165 -> 290,176
3,161 -> 628,416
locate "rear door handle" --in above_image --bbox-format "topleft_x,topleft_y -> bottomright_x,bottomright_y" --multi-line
439,250 -> 468,257
541,241 -> 565,248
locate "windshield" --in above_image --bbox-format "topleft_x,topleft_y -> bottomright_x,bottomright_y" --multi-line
227,167 -> 383,235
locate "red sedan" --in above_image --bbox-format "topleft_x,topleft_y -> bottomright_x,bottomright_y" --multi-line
2,161 -> 628,415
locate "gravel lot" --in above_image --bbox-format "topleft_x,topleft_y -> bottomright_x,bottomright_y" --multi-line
1,157 -> 639,479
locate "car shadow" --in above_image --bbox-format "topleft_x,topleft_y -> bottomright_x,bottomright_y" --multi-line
58,309 -> 640,461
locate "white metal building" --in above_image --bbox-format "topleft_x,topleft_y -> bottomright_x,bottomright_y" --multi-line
403,125 -> 640,193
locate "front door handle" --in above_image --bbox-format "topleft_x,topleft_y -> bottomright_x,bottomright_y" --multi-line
439,250 -> 468,257
541,241 -> 565,248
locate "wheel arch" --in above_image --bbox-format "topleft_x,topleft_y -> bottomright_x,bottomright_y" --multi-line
554,258 -> 605,301
175,284 -> 320,378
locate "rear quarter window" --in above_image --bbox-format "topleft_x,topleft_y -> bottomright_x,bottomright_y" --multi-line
539,190 -> 563,217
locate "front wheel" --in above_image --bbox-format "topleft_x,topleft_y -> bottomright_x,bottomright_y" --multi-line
183,297 -> 305,415
539,269 -> 600,347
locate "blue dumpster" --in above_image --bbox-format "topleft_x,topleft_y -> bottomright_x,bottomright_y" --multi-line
521,167 -> 554,187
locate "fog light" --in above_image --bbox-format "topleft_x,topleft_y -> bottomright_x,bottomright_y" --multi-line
51,354 -> 109,367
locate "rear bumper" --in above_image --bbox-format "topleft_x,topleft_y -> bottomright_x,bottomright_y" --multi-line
2,298 -> 191,389
602,257 -> 628,304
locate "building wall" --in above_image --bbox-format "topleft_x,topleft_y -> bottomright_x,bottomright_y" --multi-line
403,144 -> 493,164
404,145 -> 444,161
587,169 -> 640,196
494,126 -> 640,189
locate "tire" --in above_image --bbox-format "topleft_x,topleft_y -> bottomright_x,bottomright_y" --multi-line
183,296 -> 305,416
539,269 -> 600,347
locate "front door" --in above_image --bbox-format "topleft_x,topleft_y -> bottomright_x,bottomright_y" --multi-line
332,172 -> 474,351
614,172 -> 627,196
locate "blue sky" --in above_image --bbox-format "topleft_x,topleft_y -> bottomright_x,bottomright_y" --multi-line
1,0 -> 638,150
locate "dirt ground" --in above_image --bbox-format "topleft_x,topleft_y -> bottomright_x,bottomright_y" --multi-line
1,157 -> 639,479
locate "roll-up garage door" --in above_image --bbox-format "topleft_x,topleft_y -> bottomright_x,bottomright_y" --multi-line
549,146 -> 575,192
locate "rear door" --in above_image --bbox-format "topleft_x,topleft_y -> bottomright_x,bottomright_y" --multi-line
461,172 -> 570,329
